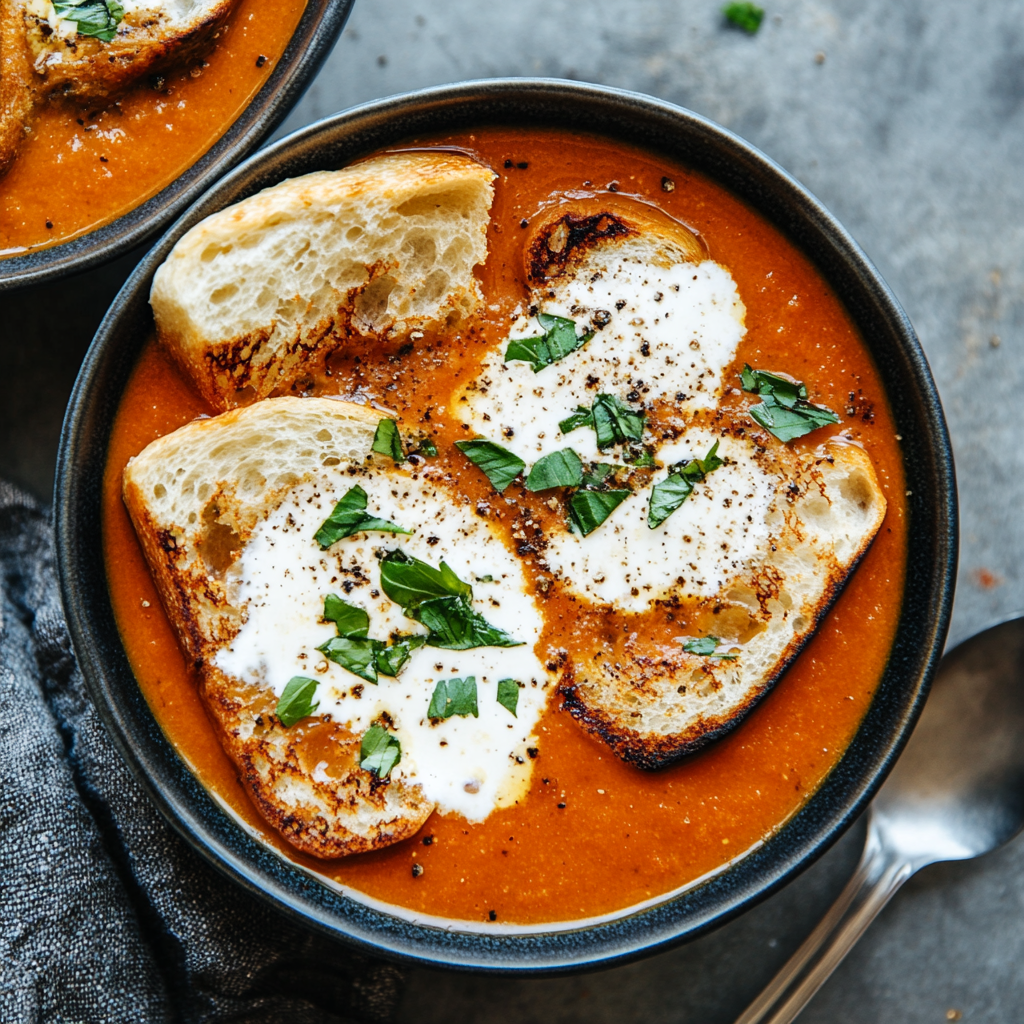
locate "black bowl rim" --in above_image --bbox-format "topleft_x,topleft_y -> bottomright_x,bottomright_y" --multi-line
0,0 -> 354,291
55,77 -> 958,973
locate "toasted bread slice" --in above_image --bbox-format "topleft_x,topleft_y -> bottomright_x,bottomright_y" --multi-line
0,0 -> 33,173
559,438 -> 887,768
123,396 -> 435,857
150,152 -> 497,409
22,0 -> 235,100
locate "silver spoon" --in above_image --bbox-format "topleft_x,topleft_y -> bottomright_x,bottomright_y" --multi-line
736,615 -> 1024,1024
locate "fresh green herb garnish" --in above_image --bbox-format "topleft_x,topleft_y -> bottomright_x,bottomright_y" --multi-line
504,313 -> 593,373
415,439 -> 439,458
374,635 -> 427,677
318,593 -> 426,680
323,594 -> 370,637
378,549 -> 471,612
318,636 -> 382,684
379,550 -> 523,650
525,448 -> 583,491
372,418 -> 405,463
476,574 -> 495,583
567,488 -> 631,536
558,405 -> 595,434
314,485 -> 410,548
53,0 -> 124,42
682,635 -> 739,660
627,448 -> 656,468
740,364 -> 840,442
416,597 -> 520,650
275,676 -> 320,727
723,1 -> 764,33
647,441 -> 724,529
360,722 -> 401,778
593,394 -> 646,448
497,679 -> 520,717
581,462 -> 625,487
455,438 -> 525,492
558,394 -> 646,449
427,676 -> 479,719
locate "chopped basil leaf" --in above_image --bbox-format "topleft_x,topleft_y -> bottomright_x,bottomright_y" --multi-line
682,635 -> 739,660
592,393 -> 646,448
360,722 -> 401,778
415,439 -> 439,457
417,596 -> 522,650
314,485 -> 410,548
627,448 -> 656,468
525,448 -> 583,491
559,406 -> 594,434
476,574 -> 495,583
372,418 -> 405,463
379,549 -> 472,613
740,364 -> 840,442
455,438 -> 525,492
582,462 -> 626,487
749,397 -> 841,442
379,550 -> 522,650
647,441 -> 724,529
740,365 -> 807,406
427,676 -> 479,719
558,394 -> 645,448
53,0 -> 124,42
318,636 -> 382,684
497,679 -> 520,717
722,1 -> 763,33
374,634 -> 427,677
323,594 -> 370,637
504,313 -> 593,373
567,488 -> 631,536
276,676 -> 319,727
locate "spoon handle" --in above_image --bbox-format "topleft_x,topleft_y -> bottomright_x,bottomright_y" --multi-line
734,811 -> 915,1024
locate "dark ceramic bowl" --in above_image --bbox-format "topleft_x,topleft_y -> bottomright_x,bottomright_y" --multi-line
0,0 -> 354,291
55,79 -> 957,972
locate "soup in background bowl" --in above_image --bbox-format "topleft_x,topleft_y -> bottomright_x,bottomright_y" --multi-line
56,79 -> 956,971
0,0 -> 353,289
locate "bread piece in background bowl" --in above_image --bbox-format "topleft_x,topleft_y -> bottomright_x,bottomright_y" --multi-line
0,0 -> 353,289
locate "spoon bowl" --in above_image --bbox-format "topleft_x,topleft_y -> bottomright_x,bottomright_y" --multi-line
739,615 -> 1024,1023
875,616 -> 1024,865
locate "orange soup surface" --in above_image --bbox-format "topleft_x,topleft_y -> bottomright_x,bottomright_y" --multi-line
102,127 -> 907,926
0,0 -> 306,256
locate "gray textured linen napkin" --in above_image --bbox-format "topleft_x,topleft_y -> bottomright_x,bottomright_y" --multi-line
0,481 -> 404,1023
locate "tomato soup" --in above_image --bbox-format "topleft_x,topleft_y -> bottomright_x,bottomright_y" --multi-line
102,127 -> 907,925
0,0 -> 306,257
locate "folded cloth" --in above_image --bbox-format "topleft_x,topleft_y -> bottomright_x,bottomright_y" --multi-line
0,481 -> 404,1024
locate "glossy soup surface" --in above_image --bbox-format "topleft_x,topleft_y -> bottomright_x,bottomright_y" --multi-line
0,0 -> 306,257
102,127 -> 908,926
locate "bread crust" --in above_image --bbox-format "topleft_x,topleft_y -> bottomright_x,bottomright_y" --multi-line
123,397 -> 436,858
150,152 -> 496,409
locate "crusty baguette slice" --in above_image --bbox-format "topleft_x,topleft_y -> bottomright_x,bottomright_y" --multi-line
123,396 -> 435,857
150,152 -> 497,410
22,0 -> 236,100
560,439 -> 887,768
0,0 -> 33,174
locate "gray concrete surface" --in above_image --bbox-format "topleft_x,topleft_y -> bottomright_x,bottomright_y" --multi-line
4,0 -> 1024,1019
